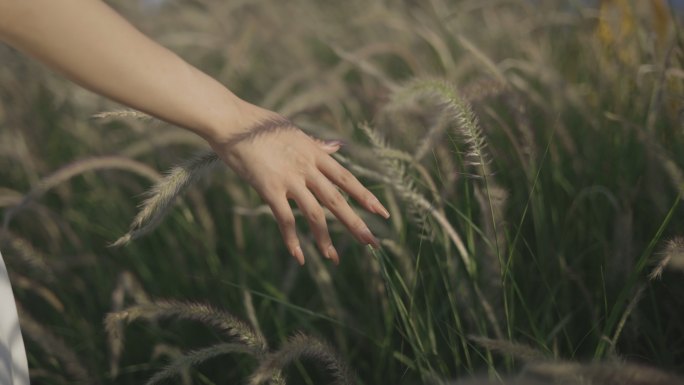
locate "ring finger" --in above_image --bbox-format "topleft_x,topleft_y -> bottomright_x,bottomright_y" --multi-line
288,184 -> 340,265
306,170 -> 379,249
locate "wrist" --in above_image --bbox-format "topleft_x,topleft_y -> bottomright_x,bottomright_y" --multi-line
196,93 -> 244,144
203,99 -> 280,147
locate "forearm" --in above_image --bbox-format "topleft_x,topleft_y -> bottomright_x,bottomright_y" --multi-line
0,0 -> 244,142
0,0 -> 389,262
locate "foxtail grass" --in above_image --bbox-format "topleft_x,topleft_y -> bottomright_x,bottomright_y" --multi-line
105,300 -> 268,352
106,300 -> 356,385
146,343 -> 263,385
92,109 -> 158,122
249,332 -> 357,385
3,156 -> 161,230
112,151 -> 219,246
649,236 -> 684,279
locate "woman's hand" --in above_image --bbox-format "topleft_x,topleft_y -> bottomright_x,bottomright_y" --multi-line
0,0 -> 388,265
208,104 -> 389,266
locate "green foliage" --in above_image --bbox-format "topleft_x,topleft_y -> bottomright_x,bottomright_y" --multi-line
2,1 -> 684,384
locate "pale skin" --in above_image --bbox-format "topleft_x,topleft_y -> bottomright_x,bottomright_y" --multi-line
0,0 -> 389,266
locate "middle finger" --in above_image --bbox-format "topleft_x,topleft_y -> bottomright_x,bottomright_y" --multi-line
289,184 -> 340,265
306,170 -> 380,249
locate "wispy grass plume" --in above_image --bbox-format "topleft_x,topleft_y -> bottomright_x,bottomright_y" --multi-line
112,151 -> 220,246
1,232 -> 54,281
357,122 -> 433,234
334,153 -> 474,275
106,301 -> 358,385
249,332 -> 357,385
146,343 -> 261,385
105,300 -> 268,352
649,236 -> 684,280
393,79 -> 491,173
92,109 -> 157,122
522,361 -> 684,385
469,335 -> 546,363
3,156 -> 161,229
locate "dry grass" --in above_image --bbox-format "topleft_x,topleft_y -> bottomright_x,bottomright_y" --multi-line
112,151 -> 219,246
106,300 -> 356,385
1,0 -> 683,384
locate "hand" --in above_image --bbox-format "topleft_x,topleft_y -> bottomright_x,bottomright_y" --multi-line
208,104 -> 389,266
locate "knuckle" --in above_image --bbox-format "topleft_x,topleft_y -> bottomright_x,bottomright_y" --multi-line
279,215 -> 296,229
362,190 -> 376,204
284,180 -> 304,195
261,183 -> 287,202
350,217 -> 366,231
338,168 -> 354,185
292,153 -> 314,174
327,191 -> 347,209
262,191 -> 281,206
305,165 -> 320,179
308,207 -> 326,226
315,228 -> 332,243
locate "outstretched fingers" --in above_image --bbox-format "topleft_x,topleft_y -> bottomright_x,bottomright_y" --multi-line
263,139 -> 389,266
289,185 -> 340,265
317,155 -> 390,219
307,170 -> 380,249
266,193 -> 305,265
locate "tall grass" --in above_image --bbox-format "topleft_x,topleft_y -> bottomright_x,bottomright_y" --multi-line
1,0 -> 684,384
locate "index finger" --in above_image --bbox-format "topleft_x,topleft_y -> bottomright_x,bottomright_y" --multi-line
317,155 -> 390,219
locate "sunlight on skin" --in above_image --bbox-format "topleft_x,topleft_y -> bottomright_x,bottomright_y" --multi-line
0,0 -> 389,265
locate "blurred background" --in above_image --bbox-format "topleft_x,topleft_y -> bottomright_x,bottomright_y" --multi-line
1,0 -> 684,384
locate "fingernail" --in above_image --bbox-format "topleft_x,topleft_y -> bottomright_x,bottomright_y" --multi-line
369,197 -> 390,219
326,245 -> 340,265
323,139 -> 345,148
358,226 -> 380,249
292,246 -> 305,266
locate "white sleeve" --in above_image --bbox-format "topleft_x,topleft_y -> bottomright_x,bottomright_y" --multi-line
0,251 -> 30,385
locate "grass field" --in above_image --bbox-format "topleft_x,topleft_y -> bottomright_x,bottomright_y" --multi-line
1,1 -> 684,384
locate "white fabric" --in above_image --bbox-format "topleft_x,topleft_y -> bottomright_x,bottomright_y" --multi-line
0,251 -> 30,385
